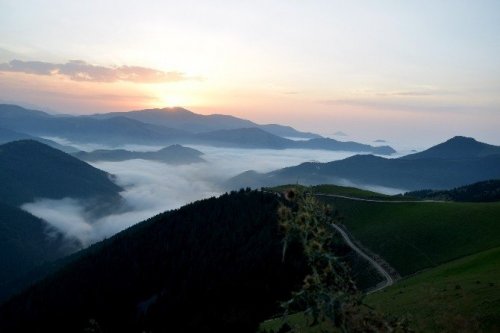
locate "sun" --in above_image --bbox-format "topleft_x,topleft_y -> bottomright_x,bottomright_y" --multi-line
159,95 -> 186,108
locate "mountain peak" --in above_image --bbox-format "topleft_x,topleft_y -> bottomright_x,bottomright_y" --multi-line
158,107 -> 194,114
445,136 -> 478,144
401,136 -> 500,160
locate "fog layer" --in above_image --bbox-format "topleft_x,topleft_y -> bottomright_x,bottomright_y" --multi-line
21,144 -> 405,245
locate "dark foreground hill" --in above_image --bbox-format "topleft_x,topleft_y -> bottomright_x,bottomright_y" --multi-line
0,140 -> 123,208
0,190 -> 308,333
74,144 -> 204,164
228,137 -> 500,191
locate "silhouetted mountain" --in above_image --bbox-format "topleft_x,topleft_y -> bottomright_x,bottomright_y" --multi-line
0,105 -> 190,145
401,136 -> 500,160
0,140 -> 123,208
227,137 -> 500,191
293,138 -> 396,155
91,107 -> 322,139
75,144 -> 204,164
404,179 -> 500,202
0,202 -> 80,302
0,190 -> 308,333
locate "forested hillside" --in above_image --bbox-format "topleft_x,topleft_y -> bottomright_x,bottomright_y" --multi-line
0,190 -> 309,333
0,202 -> 79,301
404,179 -> 500,202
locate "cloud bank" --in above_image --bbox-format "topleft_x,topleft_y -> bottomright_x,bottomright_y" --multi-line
21,145 -> 406,246
0,59 -> 188,83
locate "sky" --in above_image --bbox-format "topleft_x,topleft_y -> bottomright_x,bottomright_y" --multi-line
1,0 -> 499,146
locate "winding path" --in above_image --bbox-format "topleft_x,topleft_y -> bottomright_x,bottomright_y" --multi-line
330,223 -> 394,293
315,193 -> 444,204
316,193 -> 446,292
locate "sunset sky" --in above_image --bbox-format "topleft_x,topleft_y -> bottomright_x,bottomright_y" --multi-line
1,0 -> 499,145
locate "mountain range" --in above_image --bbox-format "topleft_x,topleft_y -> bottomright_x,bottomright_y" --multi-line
90,107 -> 321,138
227,136 -> 500,191
0,104 -> 395,155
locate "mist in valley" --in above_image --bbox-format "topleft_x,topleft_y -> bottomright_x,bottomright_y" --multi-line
20,141 -> 407,245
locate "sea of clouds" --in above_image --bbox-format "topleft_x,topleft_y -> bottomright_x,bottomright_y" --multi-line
22,140 -> 408,246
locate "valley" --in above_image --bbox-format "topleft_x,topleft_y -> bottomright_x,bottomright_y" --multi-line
0,105 -> 498,332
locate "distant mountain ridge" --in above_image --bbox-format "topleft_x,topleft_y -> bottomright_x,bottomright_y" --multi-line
74,144 -> 204,164
227,136 -> 500,191
0,104 -> 395,154
90,107 -> 322,139
192,127 -> 395,154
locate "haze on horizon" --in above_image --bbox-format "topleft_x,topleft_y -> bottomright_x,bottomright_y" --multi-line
1,0 -> 499,146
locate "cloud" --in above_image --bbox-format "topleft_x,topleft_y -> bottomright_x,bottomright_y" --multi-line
0,59 -> 190,83
317,97 -> 499,115
375,90 -> 449,97
22,198 -> 94,244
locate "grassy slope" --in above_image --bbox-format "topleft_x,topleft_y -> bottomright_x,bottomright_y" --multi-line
260,247 -> 500,333
270,184 -> 392,200
318,197 -> 500,276
263,185 -> 500,332
366,247 -> 500,333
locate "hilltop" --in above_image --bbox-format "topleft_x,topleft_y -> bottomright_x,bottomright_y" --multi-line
0,140 -> 123,208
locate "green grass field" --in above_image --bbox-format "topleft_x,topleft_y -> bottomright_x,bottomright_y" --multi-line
318,196 -> 500,276
263,184 -> 500,332
260,247 -> 500,333
366,246 -> 500,333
